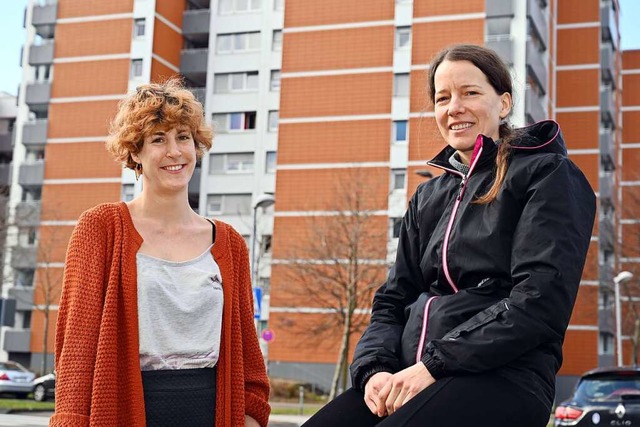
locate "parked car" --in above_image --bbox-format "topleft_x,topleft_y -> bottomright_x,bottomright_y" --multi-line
0,361 -> 36,399
32,372 -> 55,402
555,366 -> 640,426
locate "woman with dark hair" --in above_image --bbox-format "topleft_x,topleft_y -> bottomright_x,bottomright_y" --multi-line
51,78 -> 270,427
303,44 -> 596,427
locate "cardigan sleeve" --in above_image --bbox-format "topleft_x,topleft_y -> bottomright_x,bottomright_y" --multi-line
230,229 -> 271,427
50,210 -> 109,427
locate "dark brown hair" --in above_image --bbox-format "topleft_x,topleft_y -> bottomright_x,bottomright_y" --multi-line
105,77 -> 213,170
428,44 -> 514,204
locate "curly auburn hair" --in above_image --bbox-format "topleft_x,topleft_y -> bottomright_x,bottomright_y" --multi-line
105,77 -> 213,170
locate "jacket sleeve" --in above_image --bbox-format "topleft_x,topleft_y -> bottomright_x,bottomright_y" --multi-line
230,230 -> 271,426
50,211 -> 108,427
350,189 -> 425,390
421,157 -> 596,379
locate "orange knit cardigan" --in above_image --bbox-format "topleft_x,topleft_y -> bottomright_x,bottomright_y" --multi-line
50,202 -> 270,427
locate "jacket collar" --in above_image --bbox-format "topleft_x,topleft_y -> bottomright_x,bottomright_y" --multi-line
426,120 -> 565,176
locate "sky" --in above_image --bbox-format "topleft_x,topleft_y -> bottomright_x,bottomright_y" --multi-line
0,0 -> 639,96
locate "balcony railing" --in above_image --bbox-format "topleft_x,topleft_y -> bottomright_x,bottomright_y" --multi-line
25,82 -> 51,111
526,40 -> 548,94
600,130 -> 615,171
10,246 -> 37,270
183,9 -> 211,42
525,86 -> 546,124
32,2 -> 57,39
15,201 -> 41,228
3,329 -> 30,353
486,37 -> 513,64
527,0 -> 548,50
600,86 -> 615,128
28,41 -> 54,66
18,161 -> 45,187
22,119 -> 48,145
0,133 -> 12,154
180,48 -> 209,86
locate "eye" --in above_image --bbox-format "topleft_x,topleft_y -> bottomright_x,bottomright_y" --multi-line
152,137 -> 164,144
178,134 -> 192,141
465,91 -> 479,96
435,96 -> 449,104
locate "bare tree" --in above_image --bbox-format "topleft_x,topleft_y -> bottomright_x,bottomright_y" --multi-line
275,171 -> 390,399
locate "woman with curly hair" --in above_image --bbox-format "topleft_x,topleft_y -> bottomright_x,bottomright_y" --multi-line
50,78 -> 270,427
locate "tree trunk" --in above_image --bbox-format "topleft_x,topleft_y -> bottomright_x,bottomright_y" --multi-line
41,308 -> 49,375
328,317 -> 350,400
634,318 -> 640,366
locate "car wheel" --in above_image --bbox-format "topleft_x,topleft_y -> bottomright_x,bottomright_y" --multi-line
33,385 -> 46,402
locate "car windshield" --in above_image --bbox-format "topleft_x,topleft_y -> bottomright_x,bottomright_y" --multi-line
0,362 -> 27,372
575,375 -> 640,403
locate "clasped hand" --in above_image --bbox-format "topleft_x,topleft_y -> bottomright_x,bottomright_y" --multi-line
363,362 -> 436,417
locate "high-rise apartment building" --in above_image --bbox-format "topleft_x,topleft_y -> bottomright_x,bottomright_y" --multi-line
2,0 -> 635,403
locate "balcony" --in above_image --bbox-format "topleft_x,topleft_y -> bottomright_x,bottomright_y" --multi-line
180,48 -> 209,86
599,217 -> 614,251
3,329 -> 30,353
0,163 -> 12,187
189,0 -> 210,7
486,38 -> 513,64
18,161 -> 44,188
600,86 -> 615,128
25,82 -> 51,113
11,246 -> 37,270
32,2 -> 57,39
0,133 -> 12,154
28,41 -> 54,66
8,287 -> 33,311
22,119 -> 47,146
601,3 -> 619,50
601,43 -> 614,86
526,41 -> 548,94
525,86 -> 546,124
598,304 -> 614,334
599,175 -> 613,206
190,87 -> 206,108
599,260 -> 613,285
600,130 -> 615,171
486,0 -> 514,18
527,0 -> 548,50
183,9 -> 210,43
15,201 -> 41,228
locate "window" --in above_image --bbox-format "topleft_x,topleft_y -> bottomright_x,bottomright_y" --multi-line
266,151 -> 276,173
272,30 -> 283,51
261,234 -> 272,253
122,184 -> 135,202
15,269 -> 34,287
214,72 -> 259,93
22,310 -> 31,329
395,27 -> 411,49
206,194 -> 252,215
134,19 -> 145,37
599,332 -> 614,355
131,59 -> 143,78
209,153 -> 255,174
268,111 -> 279,131
213,112 -> 257,132
390,218 -> 402,239
393,73 -> 410,97
393,120 -> 408,143
270,70 -> 281,91
219,0 -> 261,14
392,169 -> 406,190
217,32 -> 261,53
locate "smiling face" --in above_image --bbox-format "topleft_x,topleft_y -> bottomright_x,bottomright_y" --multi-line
132,125 -> 197,194
433,59 -> 512,164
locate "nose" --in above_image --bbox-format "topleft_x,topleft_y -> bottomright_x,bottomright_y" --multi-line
166,137 -> 181,158
448,95 -> 465,116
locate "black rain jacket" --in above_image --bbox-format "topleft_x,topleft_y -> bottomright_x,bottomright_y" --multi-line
350,120 -> 596,410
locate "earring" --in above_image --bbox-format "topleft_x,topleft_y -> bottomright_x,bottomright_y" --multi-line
135,163 -> 142,181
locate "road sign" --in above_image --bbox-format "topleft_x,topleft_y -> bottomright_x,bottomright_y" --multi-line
261,328 -> 275,342
253,287 -> 262,320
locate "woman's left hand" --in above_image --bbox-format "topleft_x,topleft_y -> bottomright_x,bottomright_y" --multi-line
381,362 -> 436,416
245,415 -> 260,427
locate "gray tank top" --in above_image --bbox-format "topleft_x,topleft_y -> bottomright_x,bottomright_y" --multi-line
136,243 -> 223,371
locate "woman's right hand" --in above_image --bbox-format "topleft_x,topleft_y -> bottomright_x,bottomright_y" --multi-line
364,372 -> 393,417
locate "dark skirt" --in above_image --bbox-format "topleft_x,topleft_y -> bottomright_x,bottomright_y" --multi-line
141,367 -> 217,427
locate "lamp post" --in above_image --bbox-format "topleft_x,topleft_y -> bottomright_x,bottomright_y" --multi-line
251,194 -> 275,291
614,271 -> 634,366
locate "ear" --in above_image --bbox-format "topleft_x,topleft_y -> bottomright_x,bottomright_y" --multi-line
131,153 -> 141,164
499,92 -> 512,119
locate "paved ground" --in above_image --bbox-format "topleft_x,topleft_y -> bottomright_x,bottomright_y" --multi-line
0,412 -> 311,427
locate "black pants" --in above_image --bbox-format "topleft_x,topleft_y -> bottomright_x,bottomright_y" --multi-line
302,374 -> 550,427
142,367 -> 216,427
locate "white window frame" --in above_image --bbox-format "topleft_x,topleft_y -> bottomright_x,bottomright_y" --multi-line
265,151 -> 277,173
391,169 -> 406,191
393,120 -> 408,143
207,195 -> 223,215
213,112 -> 257,133
134,18 -> 145,38
206,194 -> 252,216
268,111 -> 279,132
131,59 -> 143,78
395,27 -> 411,50
217,32 -> 261,54
272,30 -> 283,51
270,70 -> 281,91
393,73 -> 410,97
122,184 -> 135,202
214,72 -> 259,93
209,153 -> 255,174
219,0 -> 262,15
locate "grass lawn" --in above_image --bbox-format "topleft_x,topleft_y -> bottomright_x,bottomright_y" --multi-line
0,396 -> 55,411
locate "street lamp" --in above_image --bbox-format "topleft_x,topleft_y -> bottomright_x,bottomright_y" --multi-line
251,194 -> 275,289
614,271 -> 634,366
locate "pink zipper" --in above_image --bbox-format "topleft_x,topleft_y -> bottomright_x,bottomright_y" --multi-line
441,139 -> 484,293
416,296 -> 439,363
